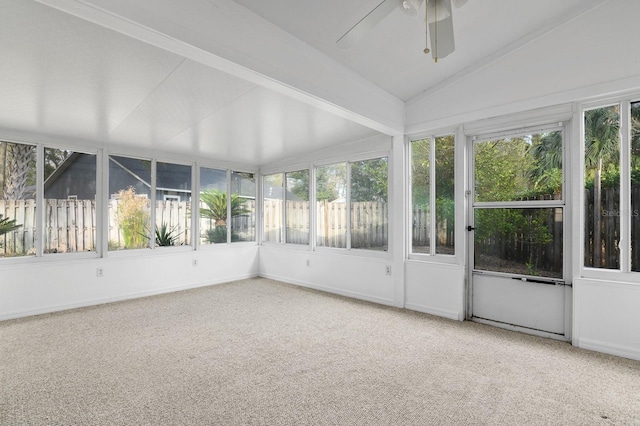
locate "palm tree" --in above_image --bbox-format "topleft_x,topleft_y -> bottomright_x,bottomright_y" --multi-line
2,142 -> 35,200
199,188 -> 250,226
0,214 -> 21,236
529,131 -> 563,192
584,106 -> 620,267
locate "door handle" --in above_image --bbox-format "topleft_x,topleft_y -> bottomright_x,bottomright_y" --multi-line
466,226 -> 475,231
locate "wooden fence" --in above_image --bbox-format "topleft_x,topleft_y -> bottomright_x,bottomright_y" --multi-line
263,200 -> 388,249
0,199 -> 256,255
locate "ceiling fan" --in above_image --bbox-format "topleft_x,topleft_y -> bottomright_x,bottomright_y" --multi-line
337,0 -> 469,62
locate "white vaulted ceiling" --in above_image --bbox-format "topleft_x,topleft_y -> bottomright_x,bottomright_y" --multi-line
2,0 -> 639,166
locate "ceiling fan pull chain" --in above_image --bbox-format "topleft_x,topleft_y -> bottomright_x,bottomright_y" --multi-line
424,0 -> 430,55
434,0 -> 438,62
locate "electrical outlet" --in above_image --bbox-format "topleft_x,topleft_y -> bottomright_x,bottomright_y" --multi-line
192,259 -> 198,267
385,265 -> 391,276
96,267 -> 104,277
306,259 -> 310,267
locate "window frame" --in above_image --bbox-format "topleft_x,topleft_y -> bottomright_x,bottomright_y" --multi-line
198,165 -> 259,248
0,139 -> 100,263
579,97 -> 640,281
312,151 -> 390,256
407,132 -> 457,261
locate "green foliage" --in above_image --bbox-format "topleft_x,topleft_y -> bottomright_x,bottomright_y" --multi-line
0,214 -> 21,236
287,170 -> 310,201
584,106 -> 620,176
350,158 -> 388,202
155,223 -> 180,246
411,139 -> 430,208
116,187 -> 150,249
316,164 -> 346,202
199,189 -> 250,226
474,138 -> 532,202
203,226 -> 240,244
44,148 -> 71,180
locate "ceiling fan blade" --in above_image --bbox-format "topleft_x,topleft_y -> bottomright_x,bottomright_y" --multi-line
428,14 -> 455,59
337,0 -> 398,49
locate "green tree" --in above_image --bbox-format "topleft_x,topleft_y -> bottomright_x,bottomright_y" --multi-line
528,131 -> 563,193
199,189 -> 250,226
584,106 -> 620,267
350,158 -> 388,202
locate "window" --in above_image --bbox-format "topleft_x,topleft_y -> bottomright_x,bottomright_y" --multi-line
230,171 -> 256,242
316,163 -> 347,248
350,158 -> 388,250
315,158 -> 388,251
262,170 -> 310,245
44,149 -> 97,254
584,105 -> 621,269
0,141 -> 36,257
286,170 -> 310,245
474,130 -> 563,277
263,173 -> 283,243
200,167 -> 229,245
410,135 -> 455,256
156,162 -> 191,247
582,102 -> 640,273
108,155 -> 151,251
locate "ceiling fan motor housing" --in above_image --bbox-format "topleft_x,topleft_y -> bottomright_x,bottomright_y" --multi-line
400,0 -> 423,17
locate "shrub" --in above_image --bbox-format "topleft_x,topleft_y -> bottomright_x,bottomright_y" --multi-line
115,187 -> 150,249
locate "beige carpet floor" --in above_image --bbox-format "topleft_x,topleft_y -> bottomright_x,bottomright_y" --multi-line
1,277 -> 639,425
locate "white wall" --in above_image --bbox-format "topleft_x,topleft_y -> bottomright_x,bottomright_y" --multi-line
573,278 -> 640,361
0,245 -> 259,320
259,245 -> 396,306
405,261 -> 465,321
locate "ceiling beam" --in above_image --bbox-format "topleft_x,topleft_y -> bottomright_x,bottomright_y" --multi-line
35,0 -> 405,136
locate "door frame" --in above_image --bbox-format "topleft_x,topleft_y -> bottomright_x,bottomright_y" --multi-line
465,122 -> 573,340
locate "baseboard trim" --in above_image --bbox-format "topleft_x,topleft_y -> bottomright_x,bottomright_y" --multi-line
404,303 -> 462,321
0,273 -> 258,321
578,338 -> 640,361
259,273 -> 396,307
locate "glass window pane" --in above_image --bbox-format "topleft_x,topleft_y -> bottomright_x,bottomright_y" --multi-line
474,208 -> 563,278
316,163 -> 347,248
156,162 -> 191,247
411,139 -> 430,254
435,135 -> 455,255
44,149 -> 97,254
199,167 -> 228,245
230,171 -> 255,242
263,173 -> 283,243
0,141 -> 36,257
108,155 -> 151,250
584,106 -> 620,269
631,101 -> 640,271
350,158 -> 388,251
285,170 -> 309,245
475,131 -> 563,202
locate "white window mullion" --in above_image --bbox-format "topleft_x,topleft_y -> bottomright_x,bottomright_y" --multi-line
620,101 -> 631,272
281,173 -> 286,244
430,137 -> 437,256
192,163 -> 199,251
346,162 -> 352,250
227,170 -> 232,244
310,166 -> 316,250
35,144 -> 44,257
149,160 -> 157,249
